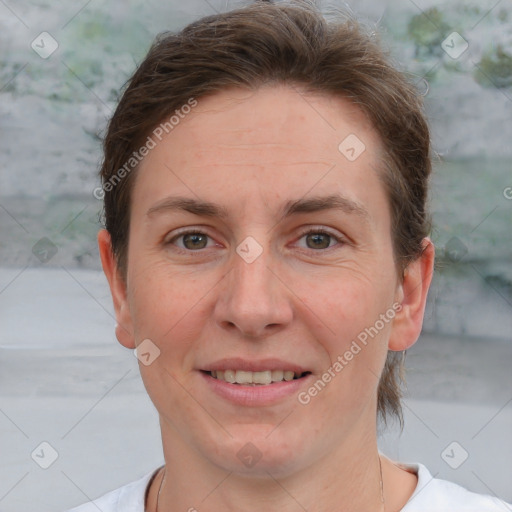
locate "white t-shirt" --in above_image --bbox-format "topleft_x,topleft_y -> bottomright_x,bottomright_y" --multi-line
66,462 -> 511,512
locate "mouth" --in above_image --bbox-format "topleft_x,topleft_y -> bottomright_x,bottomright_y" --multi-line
199,359 -> 313,405
203,369 -> 311,386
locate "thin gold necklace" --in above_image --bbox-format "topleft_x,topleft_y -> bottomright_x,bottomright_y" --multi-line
379,454 -> 386,511
155,455 -> 385,511
155,467 -> 165,512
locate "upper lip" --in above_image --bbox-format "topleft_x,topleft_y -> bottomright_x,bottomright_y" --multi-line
201,358 -> 310,374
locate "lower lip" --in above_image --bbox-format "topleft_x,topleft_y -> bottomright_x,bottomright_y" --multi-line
200,371 -> 312,406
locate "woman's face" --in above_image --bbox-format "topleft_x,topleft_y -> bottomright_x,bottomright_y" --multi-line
109,85 -> 413,476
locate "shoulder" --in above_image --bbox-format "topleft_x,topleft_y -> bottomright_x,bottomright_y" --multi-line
64,469 -> 157,512
400,462 -> 511,511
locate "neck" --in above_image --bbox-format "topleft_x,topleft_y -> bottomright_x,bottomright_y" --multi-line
152,421 -> 388,512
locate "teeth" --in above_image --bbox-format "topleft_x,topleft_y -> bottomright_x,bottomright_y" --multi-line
253,370 -> 272,385
284,370 -> 295,381
210,369 -> 303,385
235,370 -> 253,385
271,370 -> 283,381
223,370 -> 235,383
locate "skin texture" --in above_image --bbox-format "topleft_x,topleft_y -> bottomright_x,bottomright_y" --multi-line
99,85 -> 434,511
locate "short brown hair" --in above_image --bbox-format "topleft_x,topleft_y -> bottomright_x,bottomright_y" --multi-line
100,0 -> 432,426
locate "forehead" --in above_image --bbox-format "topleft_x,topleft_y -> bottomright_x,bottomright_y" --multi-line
132,84 -> 387,220
162,85 -> 379,160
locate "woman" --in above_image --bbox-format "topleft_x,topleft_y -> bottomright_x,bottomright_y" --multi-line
68,2 -> 510,510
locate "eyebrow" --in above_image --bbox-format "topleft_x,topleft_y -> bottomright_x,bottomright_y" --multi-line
146,194 -> 370,224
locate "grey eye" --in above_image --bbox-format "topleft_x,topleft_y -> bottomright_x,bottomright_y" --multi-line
181,233 -> 209,250
305,232 -> 332,249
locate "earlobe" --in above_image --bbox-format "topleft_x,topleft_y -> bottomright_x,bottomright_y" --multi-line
98,229 -> 136,349
115,323 -> 135,349
388,238 -> 435,351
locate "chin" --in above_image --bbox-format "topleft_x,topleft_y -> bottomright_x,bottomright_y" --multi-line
207,426 -> 313,478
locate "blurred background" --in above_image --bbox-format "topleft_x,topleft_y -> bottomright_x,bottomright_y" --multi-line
0,0 -> 511,510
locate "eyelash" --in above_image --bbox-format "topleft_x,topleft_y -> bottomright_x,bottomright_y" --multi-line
166,227 -> 345,255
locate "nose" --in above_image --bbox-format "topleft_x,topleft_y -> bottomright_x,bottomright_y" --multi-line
213,242 -> 293,339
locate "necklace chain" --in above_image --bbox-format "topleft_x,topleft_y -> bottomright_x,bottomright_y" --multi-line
155,455 -> 385,511
379,454 -> 386,511
155,466 -> 165,512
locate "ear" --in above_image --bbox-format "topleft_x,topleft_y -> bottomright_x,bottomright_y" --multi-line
388,238 -> 435,351
98,229 -> 136,349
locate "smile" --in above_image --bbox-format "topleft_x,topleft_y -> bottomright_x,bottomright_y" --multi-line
200,368 -> 313,406
208,369 -> 309,385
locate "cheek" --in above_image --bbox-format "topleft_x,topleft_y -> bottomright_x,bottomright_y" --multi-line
300,269 -> 395,341
127,260 -> 205,343
298,271 -> 394,402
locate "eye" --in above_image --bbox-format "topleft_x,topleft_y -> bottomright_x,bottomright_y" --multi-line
295,228 -> 344,251
166,230 -> 215,251
165,227 -> 345,254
